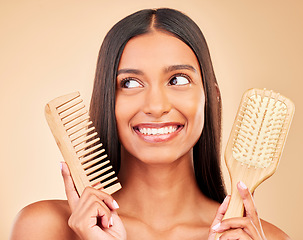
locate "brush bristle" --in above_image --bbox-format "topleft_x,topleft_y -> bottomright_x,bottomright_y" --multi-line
232,89 -> 289,168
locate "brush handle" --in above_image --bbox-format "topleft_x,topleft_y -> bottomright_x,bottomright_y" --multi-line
224,185 -> 245,219
214,184 -> 244,240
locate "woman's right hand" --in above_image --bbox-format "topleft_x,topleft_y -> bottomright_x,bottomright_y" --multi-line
61,162 -> 127,240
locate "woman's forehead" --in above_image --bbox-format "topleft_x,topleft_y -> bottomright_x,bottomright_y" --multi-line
118,31 -> 200,72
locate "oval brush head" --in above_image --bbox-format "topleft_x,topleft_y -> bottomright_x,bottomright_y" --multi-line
224,88 -> 294,218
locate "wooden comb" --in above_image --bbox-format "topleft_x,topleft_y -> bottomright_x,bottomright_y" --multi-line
45,92 -> 122,196
216,88 -> 294,239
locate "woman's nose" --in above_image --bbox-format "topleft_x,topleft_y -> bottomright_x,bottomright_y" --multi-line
142,86 -> 172,118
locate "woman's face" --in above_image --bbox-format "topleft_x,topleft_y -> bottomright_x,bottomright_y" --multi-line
115,31 -> 205,164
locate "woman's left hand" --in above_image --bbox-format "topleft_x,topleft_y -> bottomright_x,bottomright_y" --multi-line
208,181 -> 267,240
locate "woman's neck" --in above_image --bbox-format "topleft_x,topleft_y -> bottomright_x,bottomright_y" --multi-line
114,148 -> 214,230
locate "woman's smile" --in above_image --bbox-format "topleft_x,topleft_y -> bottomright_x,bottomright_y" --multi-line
133,122 -> 184,143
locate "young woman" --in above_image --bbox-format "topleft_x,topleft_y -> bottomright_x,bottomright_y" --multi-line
10,8 -> 290,240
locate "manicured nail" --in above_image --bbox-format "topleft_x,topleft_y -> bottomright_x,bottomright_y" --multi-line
212,222 -> 221,231
60,162 -> 63,171
239,181 -> 247,189
113,200 -> 119,209
109,217 -> 113,227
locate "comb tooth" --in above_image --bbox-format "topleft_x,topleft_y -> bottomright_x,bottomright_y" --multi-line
80,149 -> 105,164
57,97 -> 82,114
77,143 -> 103,158
75,137 -> 100,152
96,177 -> 118,189
85,160 -> 110,175
60,102 -> 85,120
72,132 -> 98,147
90,171 -> 115,186
70,126 -> 95,142
65,115 -> 90,131
61,108 -> 88,125
83,156 -> 109,169
67,120 -> 93,135
88,166 -> 113,181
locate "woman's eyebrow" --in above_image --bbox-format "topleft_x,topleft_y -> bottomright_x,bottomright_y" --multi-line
117,65 -> 197,76
117,68 -> 144,75
165,64 -> 197,73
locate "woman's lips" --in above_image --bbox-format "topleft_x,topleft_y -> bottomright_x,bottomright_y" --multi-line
133,123 -> 184,143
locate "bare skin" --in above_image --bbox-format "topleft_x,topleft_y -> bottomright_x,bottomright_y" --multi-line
10,31 -> 291,240
10,179 -> 290,240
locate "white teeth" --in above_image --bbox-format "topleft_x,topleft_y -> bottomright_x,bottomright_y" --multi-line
164,127 -> 168,134
159,128 -> 164,134
147,128 -> 152,135
138,126 -> 178,135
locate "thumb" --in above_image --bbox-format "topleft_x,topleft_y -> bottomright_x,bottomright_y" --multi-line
60,161 -> 80,211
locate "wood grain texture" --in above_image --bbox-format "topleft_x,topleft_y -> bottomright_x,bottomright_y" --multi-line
45,92 -> 121,196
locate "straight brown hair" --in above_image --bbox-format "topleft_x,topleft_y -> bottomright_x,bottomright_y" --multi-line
89,8 -> 226,203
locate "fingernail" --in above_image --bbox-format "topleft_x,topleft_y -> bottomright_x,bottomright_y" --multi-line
239,181 -> 247,189
113,200 -> 119,209
59,162 -> 63,171
109,217 -> 113,227
212,222 -> 221,231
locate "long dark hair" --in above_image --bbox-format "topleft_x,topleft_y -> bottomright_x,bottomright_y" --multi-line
89,8 -> 226,203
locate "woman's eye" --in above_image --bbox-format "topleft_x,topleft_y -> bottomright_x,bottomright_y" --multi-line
169,75 -> 190,86
120,79 -> 142,88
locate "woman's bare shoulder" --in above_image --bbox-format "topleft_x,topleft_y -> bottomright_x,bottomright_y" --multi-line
261,219 -> 291,240
10,200 -> 78,240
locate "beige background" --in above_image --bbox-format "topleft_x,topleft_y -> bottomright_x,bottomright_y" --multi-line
1,0 -> 302,239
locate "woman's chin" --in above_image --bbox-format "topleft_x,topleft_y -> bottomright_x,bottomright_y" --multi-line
131,148 -> 192,167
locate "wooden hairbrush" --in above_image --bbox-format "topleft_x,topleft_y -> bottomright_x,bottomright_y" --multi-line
216,88 -> 294,239
45,92 -> 122,196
